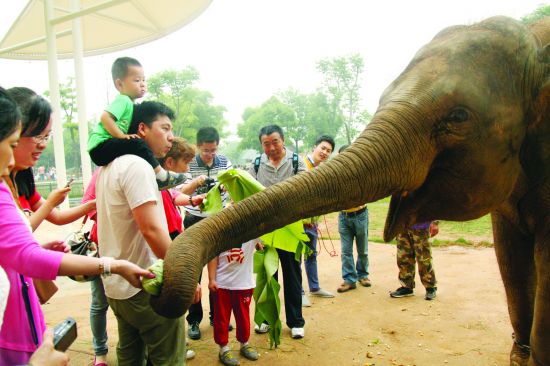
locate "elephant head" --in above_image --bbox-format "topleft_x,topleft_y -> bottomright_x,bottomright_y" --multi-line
152,16 -> 550,366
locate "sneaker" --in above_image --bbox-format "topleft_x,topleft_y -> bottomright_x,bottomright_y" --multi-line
291,327 -> 305,339
359,278 -> 372,287
337,282 -> 356,293
425,287 -> 437,300
186,349 -> 196,360
302,294 -> 311,307
240,344 -> 259,361
310,288 -> 335,298
188,322 -> 201,340
219,350 -> 240,366
390,286 -> 414,298
157,171 -> 187,190
254,323 -> 270,334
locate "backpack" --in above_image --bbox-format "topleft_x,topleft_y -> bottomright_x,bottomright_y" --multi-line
254,153 -> 299,175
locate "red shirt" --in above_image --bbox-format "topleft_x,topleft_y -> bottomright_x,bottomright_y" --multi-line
161,190 -> 183,236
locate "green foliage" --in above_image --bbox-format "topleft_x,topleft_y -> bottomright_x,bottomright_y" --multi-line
317,54 -> 370,144
147,68 -> 228,142
521,4 -> 550,24
237,97 -> 297,151
40,77 -> 83,173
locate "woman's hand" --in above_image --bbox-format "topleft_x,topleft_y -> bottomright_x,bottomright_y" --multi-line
28,329 -> 69,365
112,259 -> 156,288
41,240 -> 70,253
193,175 -> 208,187
192,194 -> 206,206
46,187 -> 71,208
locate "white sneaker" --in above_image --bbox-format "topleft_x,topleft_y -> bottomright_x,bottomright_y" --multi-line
302,294 -> 311,307
186,349 -> 196,360
310,288 -> 335,298
291,327 -> 305,339
254,323 -> 270,334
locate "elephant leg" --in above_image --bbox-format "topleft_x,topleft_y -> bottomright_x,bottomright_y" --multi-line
491,213 -> 535,366
529,232 -> 550,366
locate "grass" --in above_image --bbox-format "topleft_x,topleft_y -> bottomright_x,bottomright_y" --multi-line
318,196 -> 494,247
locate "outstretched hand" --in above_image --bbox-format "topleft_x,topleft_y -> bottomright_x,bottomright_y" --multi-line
113,259 -> 156,288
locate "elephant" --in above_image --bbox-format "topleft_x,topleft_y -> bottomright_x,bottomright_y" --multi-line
151,16 -> 550,366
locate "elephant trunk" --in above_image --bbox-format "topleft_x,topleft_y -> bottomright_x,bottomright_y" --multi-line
151,108 -> 435,318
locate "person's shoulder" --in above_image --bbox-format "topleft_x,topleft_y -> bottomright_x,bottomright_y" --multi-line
110,155 -> 151,173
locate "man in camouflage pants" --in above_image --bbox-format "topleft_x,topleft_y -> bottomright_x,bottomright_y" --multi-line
390,221 -> 438,300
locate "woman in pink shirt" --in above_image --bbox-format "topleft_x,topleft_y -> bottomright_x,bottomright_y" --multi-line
0,87 -> 154,366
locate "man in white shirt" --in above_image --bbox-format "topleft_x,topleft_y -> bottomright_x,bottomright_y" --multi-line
96,101 -> 200,365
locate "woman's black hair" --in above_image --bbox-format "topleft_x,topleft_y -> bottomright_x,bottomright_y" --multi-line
0,86 -> 21,142
7,87 -> 52,137
6,87 -> 52,200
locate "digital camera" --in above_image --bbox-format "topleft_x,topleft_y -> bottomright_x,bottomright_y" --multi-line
195,177 -> 216,195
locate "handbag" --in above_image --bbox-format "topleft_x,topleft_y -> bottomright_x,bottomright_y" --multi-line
65,216 -> 99,282
32,278 -> 59,305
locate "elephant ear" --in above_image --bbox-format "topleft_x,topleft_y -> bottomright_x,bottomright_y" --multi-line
521,43 -> 550,182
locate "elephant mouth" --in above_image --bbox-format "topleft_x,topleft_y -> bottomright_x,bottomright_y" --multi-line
384,190 -> 423,241
384,192 -> 408,242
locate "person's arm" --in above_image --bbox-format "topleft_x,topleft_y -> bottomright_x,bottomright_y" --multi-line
100,111 -> 127,139
174,193 -> 204,207
27,187 -> 70,231
207,256 -> 219,292
0,187 -> 153,288
31,197 -> 96,228
179,175 -> 206,195
131,201 -> 172,259
57,255 -> 154,288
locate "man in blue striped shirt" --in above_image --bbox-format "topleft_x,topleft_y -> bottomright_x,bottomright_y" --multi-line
184,127 -> 233,340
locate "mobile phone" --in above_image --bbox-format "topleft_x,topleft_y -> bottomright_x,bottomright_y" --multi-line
65,178 -> 75,188
53,317 -> 77,351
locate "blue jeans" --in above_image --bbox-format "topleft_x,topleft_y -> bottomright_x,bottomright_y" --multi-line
90,276 -> 109,356
338,209 -> 369,284
302,225 -> 320,292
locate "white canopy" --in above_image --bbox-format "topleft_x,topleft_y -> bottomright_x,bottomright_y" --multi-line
0,0 -> 212,59
0,0 -> 211,206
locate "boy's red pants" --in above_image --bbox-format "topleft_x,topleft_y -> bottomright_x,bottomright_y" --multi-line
212,288 -> 254,346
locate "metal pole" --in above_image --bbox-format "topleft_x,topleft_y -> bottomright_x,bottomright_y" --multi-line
44,0 -> 69,209
72,0 -> 92,187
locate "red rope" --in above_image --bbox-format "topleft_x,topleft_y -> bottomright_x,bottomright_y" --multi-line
317,216 -> 338,257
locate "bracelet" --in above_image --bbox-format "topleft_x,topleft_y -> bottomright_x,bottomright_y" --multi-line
189,195 -> 196,207
100,257 -> 113,278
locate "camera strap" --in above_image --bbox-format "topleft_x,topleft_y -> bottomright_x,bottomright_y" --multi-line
19,274 -> 39,345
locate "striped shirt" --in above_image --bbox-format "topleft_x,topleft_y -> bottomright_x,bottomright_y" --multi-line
184,154 -> 232,218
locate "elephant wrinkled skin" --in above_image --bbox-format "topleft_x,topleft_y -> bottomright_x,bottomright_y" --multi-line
152,16 -> 550,366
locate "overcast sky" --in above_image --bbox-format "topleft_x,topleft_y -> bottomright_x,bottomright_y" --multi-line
0,0 -> 547,136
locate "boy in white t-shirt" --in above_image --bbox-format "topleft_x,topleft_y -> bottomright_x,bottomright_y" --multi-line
208,240 -> 260,366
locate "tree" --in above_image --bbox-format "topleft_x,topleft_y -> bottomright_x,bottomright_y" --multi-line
317,54 -> 370,144
147,68 -> 228,142
521,4 -> 550,24
43,77 -> 81,173
278,89 -> 340,150
237,97 -> 297,151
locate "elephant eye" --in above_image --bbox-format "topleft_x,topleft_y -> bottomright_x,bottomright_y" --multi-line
443,108 -> 469,123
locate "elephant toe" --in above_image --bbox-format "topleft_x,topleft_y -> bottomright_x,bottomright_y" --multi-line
510,342 -> 530,366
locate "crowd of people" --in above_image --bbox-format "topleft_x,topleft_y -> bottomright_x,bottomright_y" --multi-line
0,56 -> 439,366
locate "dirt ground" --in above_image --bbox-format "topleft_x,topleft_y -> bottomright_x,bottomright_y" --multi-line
37,220 -> 511,366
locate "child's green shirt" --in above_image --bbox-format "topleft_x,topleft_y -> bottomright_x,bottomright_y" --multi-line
87,94 -> 133,152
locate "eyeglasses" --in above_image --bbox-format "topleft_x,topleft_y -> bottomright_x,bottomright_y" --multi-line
30,133 -> 52,144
